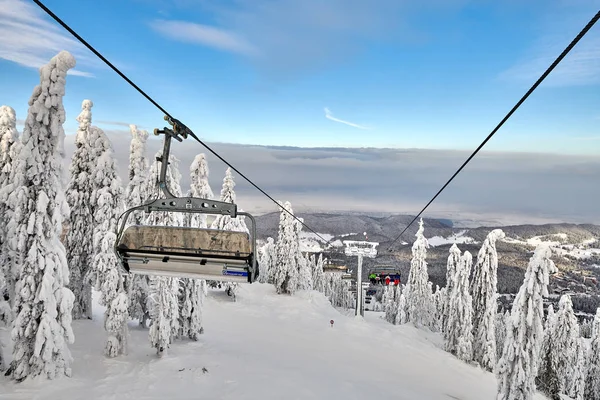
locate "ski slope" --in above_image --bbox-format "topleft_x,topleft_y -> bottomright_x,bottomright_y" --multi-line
0,284 -> 548,400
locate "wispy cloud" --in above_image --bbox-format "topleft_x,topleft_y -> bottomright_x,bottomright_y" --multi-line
149,0 -> 466,75
150,19 -> 256,55
0,0 -> 96,77
324,107 -> 371,130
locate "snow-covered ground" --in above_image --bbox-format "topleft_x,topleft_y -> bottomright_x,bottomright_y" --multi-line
0,284 -> 549,400
427,230 -> 477,247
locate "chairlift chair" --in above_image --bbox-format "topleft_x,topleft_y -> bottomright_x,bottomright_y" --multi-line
114,116 -> 259,283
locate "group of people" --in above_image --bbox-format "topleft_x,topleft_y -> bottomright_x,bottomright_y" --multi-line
368,272 -> 401,286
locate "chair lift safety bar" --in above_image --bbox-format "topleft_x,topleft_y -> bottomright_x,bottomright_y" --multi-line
113,116 -> 258,283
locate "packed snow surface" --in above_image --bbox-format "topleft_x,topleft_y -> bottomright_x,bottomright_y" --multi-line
427,230 -> 477,247
0,284 -> 548,399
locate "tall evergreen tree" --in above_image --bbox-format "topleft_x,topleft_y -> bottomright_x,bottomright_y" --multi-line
404,218 -> 434,328
0,105 -> 20,308
273,201 -> 299,295
496,245 -> 556,400
442,244 -> 461,334
537,304 -> 560,399
89,125 -> 129,357
124,125 -> 151,327
2,51 -> 76,381
471,229 -> 505,371
312,253 -> 325,293
64,99 -> 98,320
258,237 -> 276,284
584,308 -> 600,400
553,295 -> 581,395
146,149 -> 182,355
187,153 -> 213,228
210,167 -> 248,233
445,250 -> 474,362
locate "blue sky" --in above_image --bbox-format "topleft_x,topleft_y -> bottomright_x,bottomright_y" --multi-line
1,0 -> 600,154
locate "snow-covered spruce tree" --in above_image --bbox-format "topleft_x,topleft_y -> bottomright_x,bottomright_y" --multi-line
0,105 -> 20,307
210,167 -> 248,233
295,219 -> 312,291
2,51 -> 76,381
404,218 -> 434,328
395,291 -> 408,325
442,244 -> 461,334
445,251 -> 474,362
313,253 -> 325,293
125,124 -> 151,327
64,99 -> 99,320
584,308 -> 600,400
176,154 -> 212,340
146,149 -> 182,355
552,294 -> 580,396
568,338 -> 586,400
258,237 -> 276,284
273,201 -> 300,295
537,304 -> 560,399
187,153 -> 213,228
495,310 -> 508,361
383,284 -> 397,324
471,229 -> 505,372
496,244 -> 556,400
433,285 -> 445,332
89,125 -> 129,357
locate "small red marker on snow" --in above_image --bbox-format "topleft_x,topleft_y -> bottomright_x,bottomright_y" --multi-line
330,319 -> 334,327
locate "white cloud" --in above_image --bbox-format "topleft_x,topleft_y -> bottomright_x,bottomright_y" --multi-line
150,19 -> 256,55
0,0 -> 96,77
324,107 -> 371,130
61,129 -> 600,224
149,0 -> 466,75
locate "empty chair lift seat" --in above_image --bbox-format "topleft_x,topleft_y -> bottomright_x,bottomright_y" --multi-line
117,225 -> 254,282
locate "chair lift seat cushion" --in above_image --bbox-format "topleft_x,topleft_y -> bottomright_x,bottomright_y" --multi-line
118,225 -> 252,259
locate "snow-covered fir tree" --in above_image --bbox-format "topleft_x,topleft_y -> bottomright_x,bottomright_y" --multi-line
295,220 -> 313,291
553,294 -> 581,396
176,153 -> 211,340
537,304 -> 560,399
495,310 -> 508,360
568,338 -> 586,400
395,291 -> 408,325
432,285 -> 445,332
0,105 -> 20,307
442,244 -> 461,334
124,124 -> 151,327
210,167 -> 248,233
146,149 -> 183,355
383,284 -> 398,324
312,253 -> 325,293
496,244 -> 556,400
404,218 -> 434,328
471,229 -> 505,372
177,277 -> 203,341
89,125 -> 128,357
273,201 -> 300,295
445,250 -> 474,362
258,237 -> 276,284
64,99 -> 99,320
124,124 -> 150,220
584,308 -> 600,400
1,51 -> 76,381
187,153 -> 213,228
